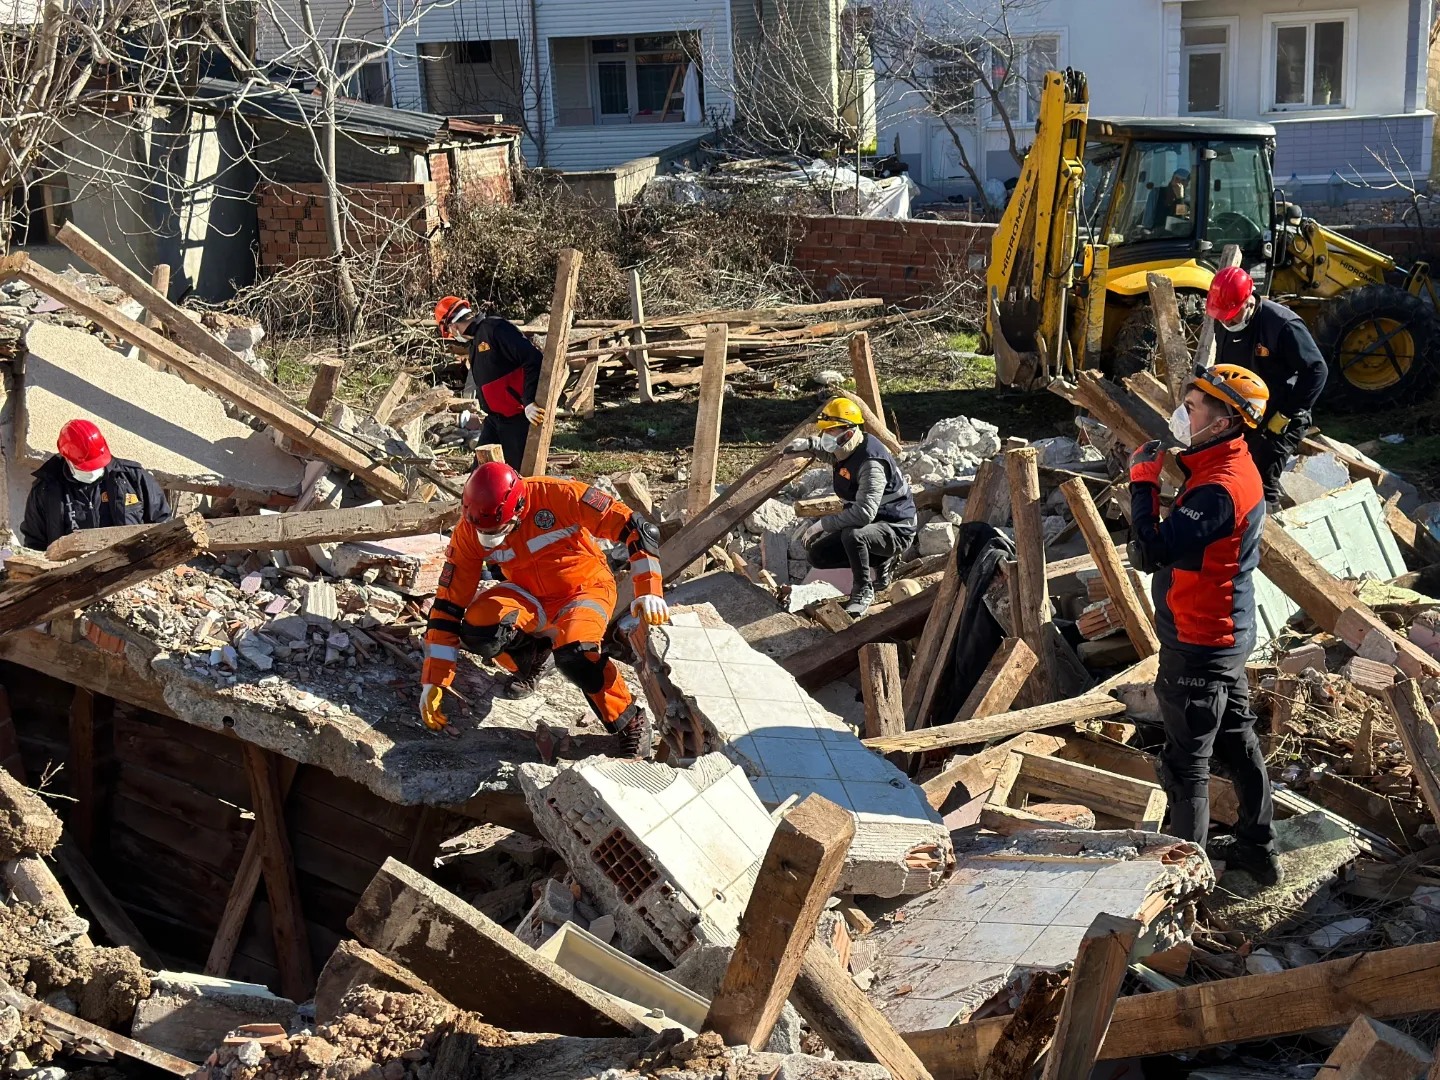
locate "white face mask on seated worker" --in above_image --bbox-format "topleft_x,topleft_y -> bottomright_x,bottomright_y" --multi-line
67,463 -> 105,484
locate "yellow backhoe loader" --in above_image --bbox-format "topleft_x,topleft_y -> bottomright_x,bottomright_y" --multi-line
983,69 -> 1438,408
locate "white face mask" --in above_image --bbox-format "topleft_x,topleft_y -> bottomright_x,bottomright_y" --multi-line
1170,404 -> 1227,448
818,432 -> 842,453
476,524 -> 515,548
1221,304 -> 1253,333
67,463 -> 104,483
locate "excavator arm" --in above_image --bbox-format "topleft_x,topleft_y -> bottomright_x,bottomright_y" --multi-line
984,69 -> 1090,387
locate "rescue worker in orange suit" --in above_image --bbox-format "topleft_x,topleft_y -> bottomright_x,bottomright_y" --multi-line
419,462 -> 668,758
1129,364 -> 1280,886
434,297 -> 546,471
21,419 -> 170,552
1206,267 -> 1328,511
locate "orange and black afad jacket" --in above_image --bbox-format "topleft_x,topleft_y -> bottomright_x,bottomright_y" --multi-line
1129,433 -> 1265,654
467,316 -> 543,418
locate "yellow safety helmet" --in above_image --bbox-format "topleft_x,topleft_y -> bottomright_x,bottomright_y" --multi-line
1192,364 -> 1270,429
816,397 -> 865,431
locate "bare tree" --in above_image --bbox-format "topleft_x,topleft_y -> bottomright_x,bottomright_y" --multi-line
868,0 -> 1049,214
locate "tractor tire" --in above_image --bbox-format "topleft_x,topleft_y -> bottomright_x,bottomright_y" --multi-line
1108,291 -> 1207,381
1312,284 -> 1438,411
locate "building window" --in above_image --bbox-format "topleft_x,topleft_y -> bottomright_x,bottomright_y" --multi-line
337,44 -> 391,106
1181,23 -> 1230,115
453,41 -> 494,65
583,33 -> 701,124
990,35 -> 1059,128
1264,11 -> 1355,111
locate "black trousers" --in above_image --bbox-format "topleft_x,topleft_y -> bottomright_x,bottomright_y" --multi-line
806,522 -> 914,590
1155,644 -> 1274,851
1245,425 -> 1303,511
479,411 -> 531,472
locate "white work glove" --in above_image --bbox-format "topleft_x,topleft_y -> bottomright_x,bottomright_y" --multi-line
630,594 -> 670,626
524,402 -> 547,427
786,437 -> 816,454
802,521 -> 826,546
420,683 -> 447,731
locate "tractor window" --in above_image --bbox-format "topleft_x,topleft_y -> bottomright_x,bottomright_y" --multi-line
1082,142 -> 1121,238
1108,142 -> 1198,246
1205,141 -> 1272,260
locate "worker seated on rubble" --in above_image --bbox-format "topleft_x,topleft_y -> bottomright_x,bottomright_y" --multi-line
1128,364 -> 1281,886
419,461 -> 668,758
789,398 -> 917,618
1205,266 -> 1328,512
21,419 -> 171,552
434,296 -> 547,472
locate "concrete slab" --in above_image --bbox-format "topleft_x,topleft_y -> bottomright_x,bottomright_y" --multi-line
665,572 -> 830,663
17,321 -> 303,503
131,971 -> 295,1064
1253,481 -> 1406,661
636,604 -> 951,898
866,830 -> 1213,1032
517,753 -> 775,962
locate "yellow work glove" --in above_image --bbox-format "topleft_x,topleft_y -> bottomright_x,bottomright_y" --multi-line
1265,412 -> 1291,436
630,594 -> 670,626
524,402 -> 547,427
420,683 -> 448,731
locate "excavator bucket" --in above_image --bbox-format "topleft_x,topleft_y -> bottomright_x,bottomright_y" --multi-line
989,291 -> 1041,388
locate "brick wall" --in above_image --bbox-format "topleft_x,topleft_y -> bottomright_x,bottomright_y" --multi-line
451,143 -> 514,207
789,215 -> 995,306
257,181 -> 440,275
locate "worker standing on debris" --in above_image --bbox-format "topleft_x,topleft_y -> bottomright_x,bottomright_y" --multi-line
419,462 -> 667,757
1205,267 -> 1328,510
1129,364 -> 1280,885
789,398 -> 917,617
21,419 -> 171,552
435,296 -> 546,471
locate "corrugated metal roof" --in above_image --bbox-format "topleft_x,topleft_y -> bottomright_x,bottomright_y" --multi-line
194,77 -> 445,145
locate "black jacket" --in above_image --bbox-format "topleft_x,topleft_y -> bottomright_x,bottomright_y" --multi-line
21,456 -> 171,552
466,316 -> 543,418
1215,298 -> 1328,421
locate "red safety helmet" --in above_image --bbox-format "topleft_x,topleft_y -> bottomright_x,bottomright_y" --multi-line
434,295 -> 474,339
463,462 -> 527,531
1205,266 -> 1255,323
57,419 -> 112,472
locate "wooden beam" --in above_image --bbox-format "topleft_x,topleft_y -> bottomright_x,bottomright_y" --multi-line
0,515 -> 209,637
1005,448 -> 1057,699
793,942 -> 935,1080
611,471 -> 654,520
1192,243 -> 1242,370
1144,272 -> 1192,406
241,743 -> 312,1002
688,324 -> 729,517
903,549 -> 966,727
1006,752 -> 1166,830
564,355 -> 601,417
978,969 -> 1066,1080
66,688 -> 109,854
306,359 -> 346,417
0,979 -> 194,1076
1324,1016 -> 1433,1079
1041,913 -> 1140,1080
706,795 -> 855,1049
137,262 -> 171,372
921,732 -> 1068,812
953,638 -> 1039,725
962,458 -> 1010,527
371,372 -> 412,426
45,500 -> 459,561
627,269 -> 656,403
837,390 -> 902,456
521,248 -> 583,476
1385,680 -> 1440,829
1060,479 -> 1158,658
849,332 -> 884,419
206,757 -> 299,978
979,803 -> 1092,834
53,837 -> 161,969
904,940 -> 1440,1079
783,587 -> 938,689
0,253 -> 409,500
863,693 -> 1125,754
859,643 -> 905,741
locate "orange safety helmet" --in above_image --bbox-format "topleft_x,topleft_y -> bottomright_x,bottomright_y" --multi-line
57,419 -> 112,472
1192,364 -> 1270,429
434,296 -> 474,339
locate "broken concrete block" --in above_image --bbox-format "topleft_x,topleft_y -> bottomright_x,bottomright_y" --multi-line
745,499 -> 797,535
1280,451 -> 1351,506
1244,948 -> 1285,975
587,914 -> 615,944
866,829 -> 1213,1032
784,578 -> 845,612
516,878 -> 576,947
266,614 -> 310,642
131,972 -> 296,1064
302,581 -> 338,625
1358,627 -> 1400,666
917,521 -> 956,557
1278,641 -> 1327,675
318,535 -> 449,596
518,753 -> 776,962
1307,917 -> 1371,951
633,604 -> 951,898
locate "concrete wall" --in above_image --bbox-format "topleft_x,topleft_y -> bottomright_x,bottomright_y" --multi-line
789,214 -> 993,306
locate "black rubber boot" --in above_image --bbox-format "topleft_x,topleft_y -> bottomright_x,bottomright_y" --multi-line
609,704 -> 653,760
504,639 -> 552,699
1207,834 -> 1283,887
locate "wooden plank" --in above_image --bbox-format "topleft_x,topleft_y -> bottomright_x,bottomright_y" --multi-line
783,587 -> 937,689
1385,680 -> 1440,830
242,744 -> 312,1002
688,323 -> 729,517
793,942 -> 935,1080
921,733 -> 1068,812
979,803 -> 1093,834
45,500 -> 458,561
859,643 -> 905,741
903,940 -> 1440,1079
863,693 -> 1125,754
706,795 -> 855,1049
977,969 -> 1066,1080
962,458 -> 1010,527
306,359 -> 346,417
953,638 -> 1039,724
1059,478 -> 1158,658
53,837 -> 162,969
66,688 -> 101,853
0,630 -> 175,719
1041,913 -> 1141,1080
1383,494 -> 1418,554
1008,752 -> 1166,828
137,263 -> 171,372
206,757 -> 299,978
0,979 -> 194,1075
0,253 -> 409,500
1324,1016 -> 1433,1079
1192,243 -> 1242,370
611,471 -> 654,520
627,269 -> 656,403
521,248 -> 583,476
1144,272 -> 1192,406
564,356 -> 601,417
0,515 -> 209,637
371,372 -> 411,426
903,549 -> 966,727
348,857 -> 641,1037
795,494 -> 846,518
849,332 -> 884,419
1004,448 -> 1057,699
